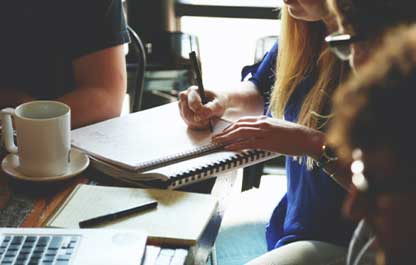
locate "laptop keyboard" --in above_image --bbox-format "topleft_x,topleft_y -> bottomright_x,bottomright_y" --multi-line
0,234 -> 80,265
0,234 -> 188,265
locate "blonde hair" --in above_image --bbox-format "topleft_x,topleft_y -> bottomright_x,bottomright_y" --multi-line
270,7 -> 347,168
270,7 -> 346,129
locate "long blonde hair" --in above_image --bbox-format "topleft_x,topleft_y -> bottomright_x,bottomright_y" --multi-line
270,7 -> 347,130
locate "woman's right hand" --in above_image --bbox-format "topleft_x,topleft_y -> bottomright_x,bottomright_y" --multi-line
178,86 -> 227,130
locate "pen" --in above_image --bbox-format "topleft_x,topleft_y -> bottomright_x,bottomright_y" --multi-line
78,200 -> 158,228
189,51 -> 214,132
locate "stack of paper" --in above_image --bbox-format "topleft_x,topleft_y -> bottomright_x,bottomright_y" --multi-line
71,102 -> 280,189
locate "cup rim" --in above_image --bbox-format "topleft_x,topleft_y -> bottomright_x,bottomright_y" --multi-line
15,100 -> 70,121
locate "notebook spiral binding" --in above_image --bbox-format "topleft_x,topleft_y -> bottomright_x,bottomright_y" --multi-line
89,148 -> 279,190
134,142 -> 225,171
168,149 -> 274,189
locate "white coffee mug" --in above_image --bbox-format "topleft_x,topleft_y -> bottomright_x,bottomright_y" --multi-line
0,101 -> 71,177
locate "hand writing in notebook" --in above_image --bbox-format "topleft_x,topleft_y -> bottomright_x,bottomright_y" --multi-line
189,51 -> 213,132
178,85 -> 226,131
178,72 -> 265,133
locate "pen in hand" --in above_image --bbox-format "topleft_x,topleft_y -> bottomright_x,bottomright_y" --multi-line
78,200 -> 158,228
189,51 -> 214,132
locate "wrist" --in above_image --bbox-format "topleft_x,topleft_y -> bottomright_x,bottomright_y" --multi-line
217,91 -> 229,112
315,143 -> 338,168
306,129 -> 326,160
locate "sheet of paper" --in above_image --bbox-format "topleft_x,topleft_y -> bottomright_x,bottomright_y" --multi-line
71,102 -> 230,170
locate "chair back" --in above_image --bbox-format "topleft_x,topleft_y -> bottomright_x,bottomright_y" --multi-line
127,26 -> 147,112
254,35 -> 278,63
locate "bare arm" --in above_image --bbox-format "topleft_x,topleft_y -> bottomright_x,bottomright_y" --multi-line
220,81 -> 265,120
59,45 -> 126,128
306,131 -> 353,191
0,45 -> 126,129
212,115 -> 353,191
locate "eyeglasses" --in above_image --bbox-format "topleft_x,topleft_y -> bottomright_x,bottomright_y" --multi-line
351,148 -> 416,196
325,32 -> 362,61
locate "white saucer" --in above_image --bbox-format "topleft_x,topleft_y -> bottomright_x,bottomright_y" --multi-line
1,148 -> 90,182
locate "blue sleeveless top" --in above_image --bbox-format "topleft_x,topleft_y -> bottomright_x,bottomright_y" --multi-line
242,42 -> 355,250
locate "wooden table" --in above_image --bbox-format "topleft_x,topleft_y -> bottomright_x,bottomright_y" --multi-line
0,150 -> 238,265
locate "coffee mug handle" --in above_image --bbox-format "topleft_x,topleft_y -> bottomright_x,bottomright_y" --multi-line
0,108 -> 18,154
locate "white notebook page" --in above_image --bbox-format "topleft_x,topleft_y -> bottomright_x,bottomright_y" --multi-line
71,102 -> 230,171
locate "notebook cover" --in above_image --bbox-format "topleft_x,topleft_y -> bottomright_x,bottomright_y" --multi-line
46,184 -> 218,246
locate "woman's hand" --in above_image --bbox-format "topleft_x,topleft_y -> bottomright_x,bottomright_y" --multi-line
178,86 -> 227,130
212,116 -> 325,157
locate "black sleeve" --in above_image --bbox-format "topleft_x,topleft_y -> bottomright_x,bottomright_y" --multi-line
67,0 -> 130,59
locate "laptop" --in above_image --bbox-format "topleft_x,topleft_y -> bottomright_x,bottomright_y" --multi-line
0,228 -> 147,265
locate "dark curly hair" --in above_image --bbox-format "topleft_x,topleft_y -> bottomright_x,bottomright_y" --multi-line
328,0 -> 416,38
328,25 -> 416,169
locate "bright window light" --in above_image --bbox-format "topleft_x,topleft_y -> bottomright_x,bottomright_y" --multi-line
178,0 -> 283,8
181,17 -> 280,89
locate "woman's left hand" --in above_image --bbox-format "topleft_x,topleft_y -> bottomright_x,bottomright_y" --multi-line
212,116 -> 325,157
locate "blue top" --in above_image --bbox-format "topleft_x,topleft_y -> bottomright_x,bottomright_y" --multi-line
242,41 -> 355,250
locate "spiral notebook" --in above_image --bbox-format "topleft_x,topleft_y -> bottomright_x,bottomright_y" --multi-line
71,102 -> 280,188
89,149 -> 278,189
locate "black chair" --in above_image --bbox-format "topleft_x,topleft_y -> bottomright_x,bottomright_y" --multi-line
241,35 -> 279,191
126,26 -> 147,113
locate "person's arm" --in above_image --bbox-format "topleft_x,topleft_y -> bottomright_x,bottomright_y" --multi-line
212,115 -> 353,190
221,81 -> 265,118
60,0 -> 128,128
306,132 -> 353,191
58,45 -> 126,128
0,45 -> 126,128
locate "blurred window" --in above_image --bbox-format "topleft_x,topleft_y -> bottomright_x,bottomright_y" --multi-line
180,17 -> 280,89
